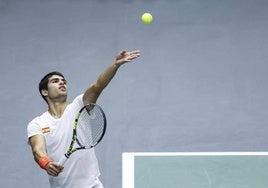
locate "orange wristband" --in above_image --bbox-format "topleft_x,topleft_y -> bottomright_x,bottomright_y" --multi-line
38,156 -> 52,169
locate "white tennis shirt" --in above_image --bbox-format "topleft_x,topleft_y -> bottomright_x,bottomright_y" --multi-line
27,94 -> 101,188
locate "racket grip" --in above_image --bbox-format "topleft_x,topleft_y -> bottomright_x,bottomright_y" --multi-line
58,156 -> 68,166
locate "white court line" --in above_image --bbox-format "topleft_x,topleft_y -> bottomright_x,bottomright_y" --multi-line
122,153 -> 135,188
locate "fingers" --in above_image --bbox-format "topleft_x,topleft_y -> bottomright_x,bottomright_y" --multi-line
130,50 -> 141,57
129,50 -> 141,54
120,50 -> 141,57
46,162 -> 64,176
115,49 -> 141,64
126,50 -> 141,61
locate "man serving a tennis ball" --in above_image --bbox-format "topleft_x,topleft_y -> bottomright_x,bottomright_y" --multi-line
27,50 -> 141,188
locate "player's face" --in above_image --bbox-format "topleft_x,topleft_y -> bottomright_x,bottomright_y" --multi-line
46,75 -> 68,101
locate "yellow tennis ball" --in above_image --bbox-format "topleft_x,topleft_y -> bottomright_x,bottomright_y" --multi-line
141,13 -> 153,25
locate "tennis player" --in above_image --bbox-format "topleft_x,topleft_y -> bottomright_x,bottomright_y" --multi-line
27,50 -> 141,188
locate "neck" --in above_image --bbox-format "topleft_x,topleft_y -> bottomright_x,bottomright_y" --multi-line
47,101 -> 67,119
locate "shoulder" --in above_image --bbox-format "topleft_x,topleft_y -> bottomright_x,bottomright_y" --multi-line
63,94 -> 84,115
27,112 -> 50,137
69,94 -> 84,108
29,111 -> 50,125
28,112 -> 48,127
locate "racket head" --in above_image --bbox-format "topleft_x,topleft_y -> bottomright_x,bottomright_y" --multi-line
58,103 -> 107,166
75,103 -> 107,149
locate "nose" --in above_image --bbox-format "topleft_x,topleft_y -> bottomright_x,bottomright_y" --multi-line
59,80 -> 65,85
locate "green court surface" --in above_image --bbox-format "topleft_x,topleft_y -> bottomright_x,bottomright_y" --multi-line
132,153 -> 268,188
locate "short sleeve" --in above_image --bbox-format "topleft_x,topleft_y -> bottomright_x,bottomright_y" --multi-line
68,94 -> 84,111
72,94 -> 84,108
27,119 -> 43,138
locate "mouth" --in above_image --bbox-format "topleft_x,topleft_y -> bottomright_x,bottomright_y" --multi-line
59,86 -> 66,90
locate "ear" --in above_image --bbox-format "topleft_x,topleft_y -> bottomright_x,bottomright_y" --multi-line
41,89 -> 48,97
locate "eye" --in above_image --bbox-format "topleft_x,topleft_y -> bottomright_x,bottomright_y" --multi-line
50,79 -> 59,83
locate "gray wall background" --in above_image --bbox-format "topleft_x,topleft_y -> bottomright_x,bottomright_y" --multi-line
0,0 -> 268,187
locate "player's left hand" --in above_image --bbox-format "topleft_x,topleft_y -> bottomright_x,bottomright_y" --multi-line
115,50 -> 141,65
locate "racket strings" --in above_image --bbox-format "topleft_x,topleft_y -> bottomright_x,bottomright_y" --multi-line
76,106 -> 105,148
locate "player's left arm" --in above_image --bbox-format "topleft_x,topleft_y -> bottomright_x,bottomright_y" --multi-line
82,50 -> 141,105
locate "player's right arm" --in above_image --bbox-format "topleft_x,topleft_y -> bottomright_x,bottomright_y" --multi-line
29,134 -> 63,176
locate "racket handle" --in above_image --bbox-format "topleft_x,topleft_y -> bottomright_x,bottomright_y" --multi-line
58,156 -> 68,166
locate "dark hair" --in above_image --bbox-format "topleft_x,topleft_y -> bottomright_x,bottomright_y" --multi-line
39,71 -> 65,102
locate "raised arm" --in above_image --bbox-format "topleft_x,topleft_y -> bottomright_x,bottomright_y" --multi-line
82,50 -> 141,105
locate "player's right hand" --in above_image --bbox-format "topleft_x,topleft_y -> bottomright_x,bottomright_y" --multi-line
45,161 -> 64,176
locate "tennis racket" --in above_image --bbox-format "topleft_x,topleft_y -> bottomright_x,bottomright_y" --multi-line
58,103 -> 106,166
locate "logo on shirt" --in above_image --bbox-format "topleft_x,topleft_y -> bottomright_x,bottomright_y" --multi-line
42,126 -> 51,134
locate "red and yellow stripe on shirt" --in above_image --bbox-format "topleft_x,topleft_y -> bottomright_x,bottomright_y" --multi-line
42,127 -> 50,134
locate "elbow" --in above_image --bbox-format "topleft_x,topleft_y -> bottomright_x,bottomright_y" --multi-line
83,83 -> 102,104
32,145 -> 45,157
